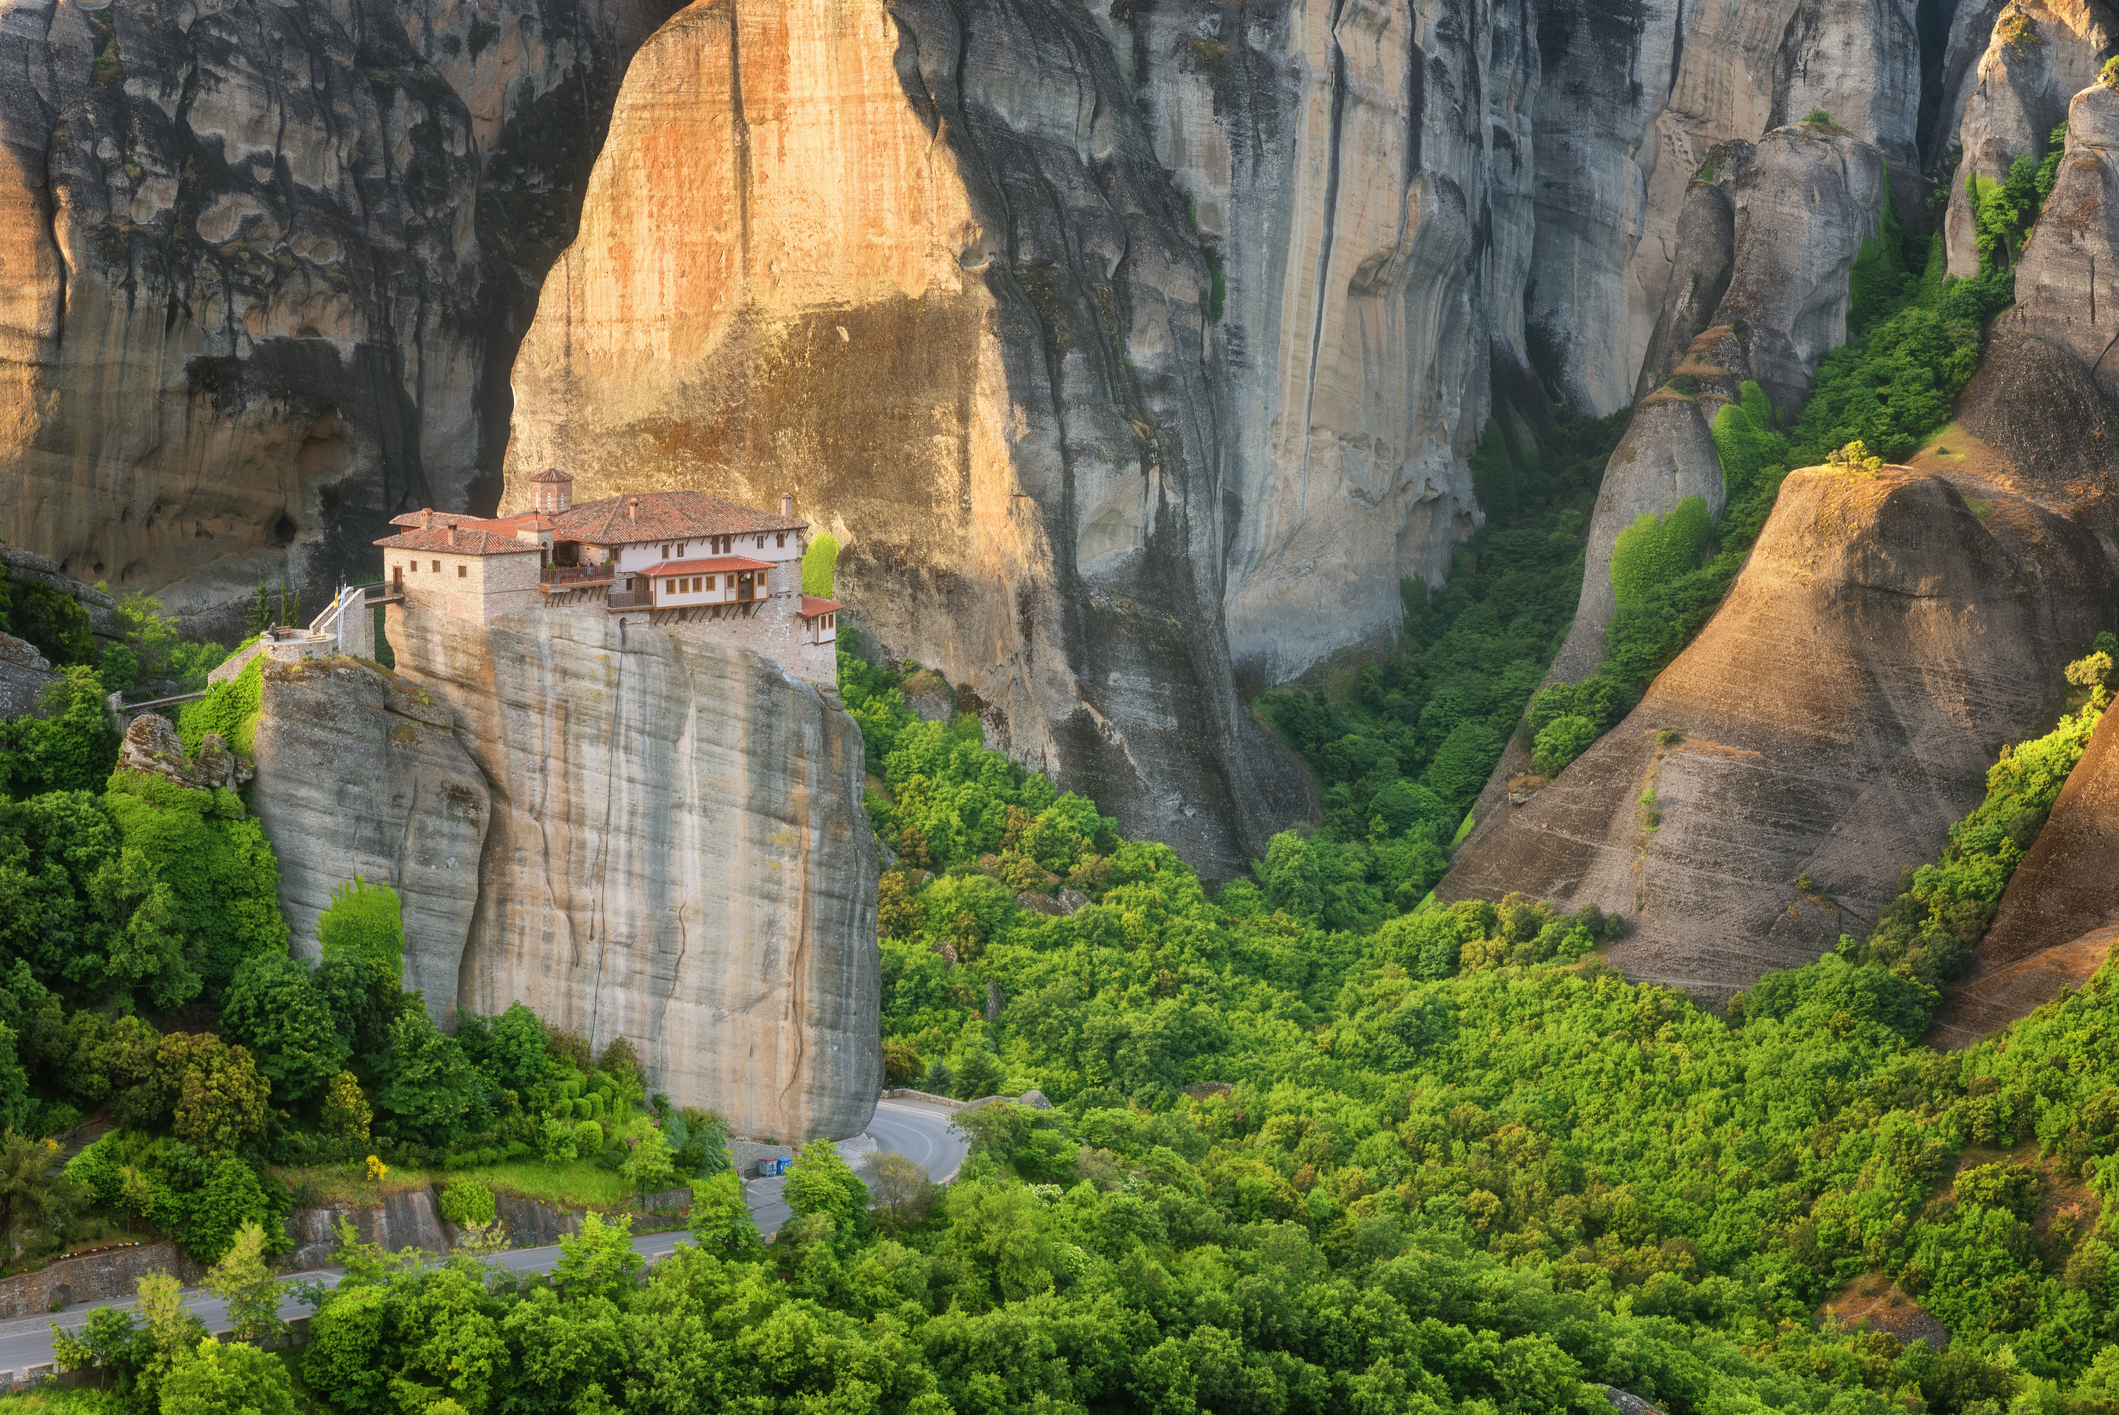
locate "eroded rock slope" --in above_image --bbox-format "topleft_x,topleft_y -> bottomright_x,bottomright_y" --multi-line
1927,708 -> 2119,1046
1440,463 -> 2116,1008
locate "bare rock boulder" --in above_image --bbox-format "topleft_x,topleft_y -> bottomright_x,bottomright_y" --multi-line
1440,464 -> 2117,1009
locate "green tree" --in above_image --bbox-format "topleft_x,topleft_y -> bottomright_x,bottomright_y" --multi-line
158,1335 -> 299,1415
621,1125 -> 678,1203
180,1156 -> 279,1264
0,1129 -> 74,1262
316,875 -> 404,984
1532,714 -> 1601,777
784,1139 -> 869,1240
455,1001 -> 550,1095
244,580 -> 270,637
202,1220 -> 284,1343
304,1281 -> 391,1408
555,1211 -> 642,1302
155,1033 -> 269,1155
0,577 -> 96,666
687,1169 -> 761,1256
802,531 -> 840,597
217,952 -> 349,1106
102,771 -> 286,1006
863,1150 -> 938,1235
372,1007 -> 479,1147
321,1070 -> 372,1141
0,666 -> 119,798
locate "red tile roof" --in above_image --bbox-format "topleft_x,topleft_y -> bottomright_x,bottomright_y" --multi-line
373,525 -> 540,556
801,595 -> 846,617
550,492 -> 807,544
388,508 -> 552,533
642,556 -> 773,576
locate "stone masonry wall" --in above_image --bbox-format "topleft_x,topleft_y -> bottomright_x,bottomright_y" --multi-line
383,548 -> 544,627
0,1242 -> 203,1321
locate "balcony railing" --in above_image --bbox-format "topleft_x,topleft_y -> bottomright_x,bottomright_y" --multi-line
542,563 -> 612,586
606,589 -> 653,610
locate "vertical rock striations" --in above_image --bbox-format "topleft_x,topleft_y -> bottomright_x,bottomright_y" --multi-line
413,607 -> 879,1143
248,659 -> 492,1016
501,0 -> 1316,876
249,610 -> 882,1141
0,0 -> 677,633
1940,0 -> 2117,278
1117,0 -> 1540,687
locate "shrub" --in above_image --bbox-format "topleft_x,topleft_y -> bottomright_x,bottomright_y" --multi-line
317,876 -> 403,985
1609,496 -> 1712,608
1804,108 -> 1835,126
802,532 -> 839,597
574,1120 -> 604,1154
176,654 -> 262,757
0,666 -> 119,798
438,1178 -> 496,1227
1532,715 -> 1601,778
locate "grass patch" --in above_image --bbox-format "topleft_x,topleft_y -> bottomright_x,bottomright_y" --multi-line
278,1157 -> 645,1212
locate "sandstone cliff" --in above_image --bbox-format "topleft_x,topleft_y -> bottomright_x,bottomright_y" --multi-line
0,0 -> 678,634
1941,0 -> 2118,279
499,0 -> 1315,876
250,609 -> 882,1142
248,659 -> 492,1014
1439,463 -> 2116,1009
1546,125 -> 1890,685
1926,706 -> 2119,1046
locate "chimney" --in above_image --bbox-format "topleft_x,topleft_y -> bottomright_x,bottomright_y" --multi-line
627,495 -> 639,522
445,523 -> 458,547
421,508 -> 434,529
781,490 -> 794,518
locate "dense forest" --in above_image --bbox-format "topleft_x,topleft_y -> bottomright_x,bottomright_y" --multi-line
7,624 -> 2113,1415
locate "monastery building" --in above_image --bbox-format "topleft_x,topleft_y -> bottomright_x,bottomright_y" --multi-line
374,470 -> 844,688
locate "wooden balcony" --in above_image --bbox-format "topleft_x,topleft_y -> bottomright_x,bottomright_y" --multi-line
606,589 -> 653,610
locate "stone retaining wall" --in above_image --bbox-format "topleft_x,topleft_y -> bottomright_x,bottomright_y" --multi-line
0,1242 -> 202,1321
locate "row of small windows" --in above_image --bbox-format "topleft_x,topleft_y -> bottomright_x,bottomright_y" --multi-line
658,532 -> 786,558
398,560 -> 464,577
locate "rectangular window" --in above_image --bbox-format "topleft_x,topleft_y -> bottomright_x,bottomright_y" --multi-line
677,544 -> 686,557
432,560 -> 440,573
756,535 -> 765,548
661,544 -> 670,558
776,532 -> 786,548
408,561 -> 416,572
457,564 -> 467,578
666,579 -> 676,594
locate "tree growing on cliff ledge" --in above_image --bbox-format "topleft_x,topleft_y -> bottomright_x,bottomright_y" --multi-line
317,875 -> 404,986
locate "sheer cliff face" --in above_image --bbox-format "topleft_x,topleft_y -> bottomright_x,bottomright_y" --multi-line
0,0 -> 676,633
250,616 -> 881,1142
1113,0 -> 1538,687
1941,0 -> 2117,278
502,0 -> 1316,876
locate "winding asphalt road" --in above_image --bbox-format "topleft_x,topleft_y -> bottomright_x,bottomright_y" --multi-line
0,1097 -> 967,1382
